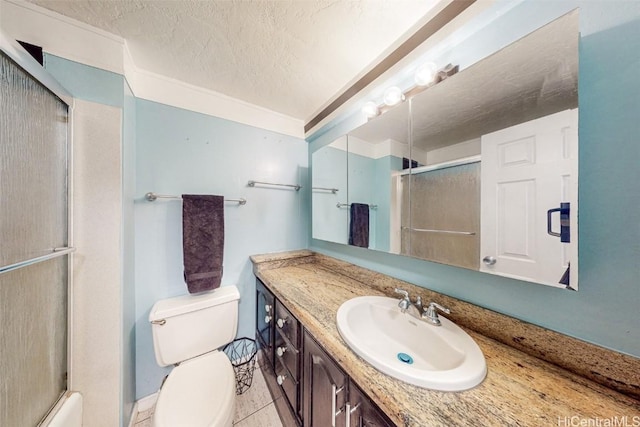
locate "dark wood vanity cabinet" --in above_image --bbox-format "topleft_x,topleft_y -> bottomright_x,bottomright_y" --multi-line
256,279 -> 275,368
256,279 -> 302,426
347,381 -> 394,427
303,332 -> 393,427
303,332 -> 348,427
274,300 -> 302,423
256,278 -> 392,427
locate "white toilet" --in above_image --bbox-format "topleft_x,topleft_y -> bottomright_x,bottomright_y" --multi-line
149,286 -> 240,427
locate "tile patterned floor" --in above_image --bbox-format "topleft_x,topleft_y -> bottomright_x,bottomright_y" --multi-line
133,367 -> 283,426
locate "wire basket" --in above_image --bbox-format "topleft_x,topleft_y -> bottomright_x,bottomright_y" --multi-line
223,337 -> 258,395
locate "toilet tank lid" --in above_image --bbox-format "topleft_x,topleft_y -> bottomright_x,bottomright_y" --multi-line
149,286 -> 240,322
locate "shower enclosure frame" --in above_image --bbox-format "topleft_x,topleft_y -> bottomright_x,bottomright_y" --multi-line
0,31 -> 76,424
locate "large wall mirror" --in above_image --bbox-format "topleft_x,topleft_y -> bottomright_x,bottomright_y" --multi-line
312,10 -> 579,289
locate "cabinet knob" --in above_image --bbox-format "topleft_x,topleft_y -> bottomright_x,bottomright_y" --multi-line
277,318 -> 287,328
276,374 -> 287,385
265,304 -> 272,313
265,315 -> 272,324
483,256 -> 497,266
276,346 -> 287,357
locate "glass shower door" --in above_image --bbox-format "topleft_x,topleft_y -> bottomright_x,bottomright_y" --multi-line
0,50 -> 71,426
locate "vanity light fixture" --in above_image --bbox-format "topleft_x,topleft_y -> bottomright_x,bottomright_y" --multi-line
414,62 -> 438,86
361,64 -> 458,120
383,86 -> 405,106
362,101 -> 380,118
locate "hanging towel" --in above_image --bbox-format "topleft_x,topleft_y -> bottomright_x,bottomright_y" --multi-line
349,203 -> 369,248
182,194 -> 224,294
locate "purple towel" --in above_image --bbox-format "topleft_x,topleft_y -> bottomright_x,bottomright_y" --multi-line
348,203 -> 369,248
182,195 -> 224,294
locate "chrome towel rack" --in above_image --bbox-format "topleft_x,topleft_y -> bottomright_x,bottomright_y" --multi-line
145,192 -> 247,205
401,226 -> 475,236
312,186 -> 339,194
247,180 -> 301,191
337,203 -> 378,210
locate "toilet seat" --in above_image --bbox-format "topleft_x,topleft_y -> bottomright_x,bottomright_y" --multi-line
152,350 -> 235,427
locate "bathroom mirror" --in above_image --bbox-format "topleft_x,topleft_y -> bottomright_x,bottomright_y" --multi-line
312,136 -> 348,244
346,101 -> 409,252
312,10 -> 579,289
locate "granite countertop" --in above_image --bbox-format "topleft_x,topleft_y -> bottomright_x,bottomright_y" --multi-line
251,250 -> 640,427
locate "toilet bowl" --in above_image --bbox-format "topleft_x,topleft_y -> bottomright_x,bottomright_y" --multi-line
152,351 -> 235,427
149,286 -> 240,427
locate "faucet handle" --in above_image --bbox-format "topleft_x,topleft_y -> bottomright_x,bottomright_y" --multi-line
428,302 -> 450,314
394,288 -> 409,299
394,288 -> 411,312
415,296 -> 422,309
423,302 -> 451,326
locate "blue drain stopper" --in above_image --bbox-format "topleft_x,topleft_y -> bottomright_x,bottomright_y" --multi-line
397,352 -> 414,364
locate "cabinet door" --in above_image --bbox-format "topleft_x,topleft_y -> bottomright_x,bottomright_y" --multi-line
275,301 -> 299,348
303,332 -> 348,427
275,300 -> 301,385
256,279 -> 275,368
275,301 -> 302,422
348,382 -> 394,427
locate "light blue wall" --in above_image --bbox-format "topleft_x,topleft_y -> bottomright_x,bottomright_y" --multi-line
313,148 -> 402,251
348,151 -> 377,247
309,2 -> 640,358
44,55 -> 124,108
44,55 -> 136,426
134,99 -> 309,398
44,54 -> 310,403
312,144 -> 348,244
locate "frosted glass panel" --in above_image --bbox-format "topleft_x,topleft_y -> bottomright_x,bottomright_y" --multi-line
0,52 -> 68,266
0,51 -> 69,425
0,257 -> 68,426
402,163 -> 480,269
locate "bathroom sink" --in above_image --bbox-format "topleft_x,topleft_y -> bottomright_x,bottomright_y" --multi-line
336,296 -> 486,391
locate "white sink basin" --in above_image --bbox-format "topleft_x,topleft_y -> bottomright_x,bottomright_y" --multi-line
336,296 -> 487,391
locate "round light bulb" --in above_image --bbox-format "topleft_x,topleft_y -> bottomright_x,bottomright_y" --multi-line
414,62 -> 438,86
383,86 -> 405,106
362,101 -> 379,118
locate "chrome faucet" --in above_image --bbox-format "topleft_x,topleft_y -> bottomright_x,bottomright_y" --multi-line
422,302 -> 451,326
394,288 -> 423,319
394,289 -> 451,326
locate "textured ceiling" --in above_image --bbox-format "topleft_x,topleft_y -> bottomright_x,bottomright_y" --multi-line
27,0 -> 439,121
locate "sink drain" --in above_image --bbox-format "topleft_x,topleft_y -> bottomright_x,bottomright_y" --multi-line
397,352 -> 414,364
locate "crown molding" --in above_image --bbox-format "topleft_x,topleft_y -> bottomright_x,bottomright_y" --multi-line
126,55 -> 304,138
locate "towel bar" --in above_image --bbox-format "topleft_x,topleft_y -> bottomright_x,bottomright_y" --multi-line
145,192 -> 246,205
312,186 -> 339,194
247,180 -> 301,191
402,226 -> 475,236
0,247 -> 76,275
336,203 -> 378,210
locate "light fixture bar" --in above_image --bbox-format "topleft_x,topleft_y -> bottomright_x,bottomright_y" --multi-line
304,0 -> 477,134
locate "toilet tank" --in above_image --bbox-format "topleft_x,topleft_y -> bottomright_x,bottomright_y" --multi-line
149,286 -> 240,367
